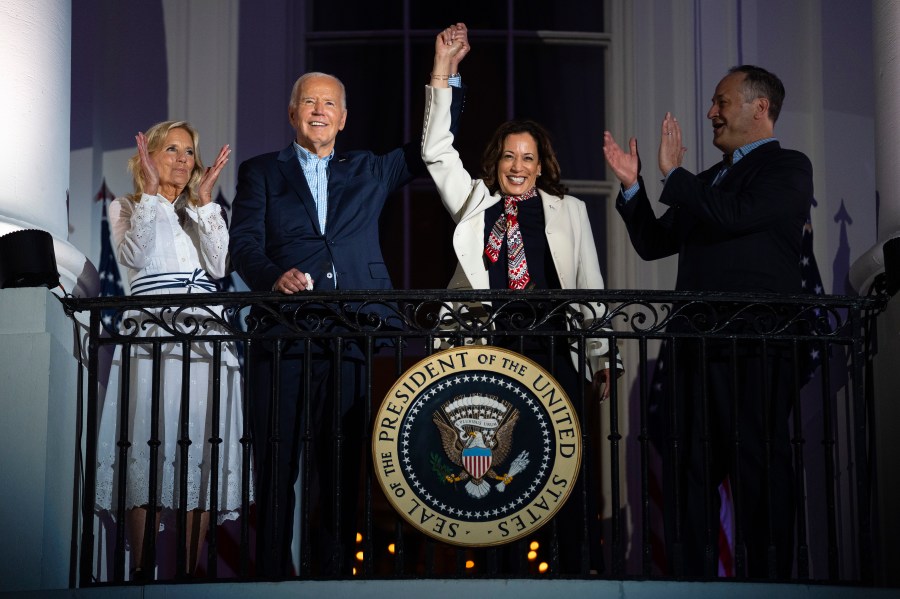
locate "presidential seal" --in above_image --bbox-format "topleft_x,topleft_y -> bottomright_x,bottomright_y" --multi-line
373,345 -> 581,547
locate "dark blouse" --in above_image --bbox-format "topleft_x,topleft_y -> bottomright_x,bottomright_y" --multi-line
483,196 -> 561,290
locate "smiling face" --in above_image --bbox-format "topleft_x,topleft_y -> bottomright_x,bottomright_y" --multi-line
496,132 -> 541,196
707,71 -> 770,155
289,74 -> 347,157
152,127 -> 195,199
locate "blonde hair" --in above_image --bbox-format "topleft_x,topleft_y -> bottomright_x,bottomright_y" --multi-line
126,120 -> 205,204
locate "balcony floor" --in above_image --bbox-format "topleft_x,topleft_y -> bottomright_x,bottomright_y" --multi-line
6,578 -> 896,599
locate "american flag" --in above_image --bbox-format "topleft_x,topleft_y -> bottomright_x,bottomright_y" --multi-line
800,201 -> 826,382
96,180 -> 125,329
646,209 -> 825,576
801,202 -> 825,297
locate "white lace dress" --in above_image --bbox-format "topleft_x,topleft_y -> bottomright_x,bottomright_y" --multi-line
95,193 -> 252,524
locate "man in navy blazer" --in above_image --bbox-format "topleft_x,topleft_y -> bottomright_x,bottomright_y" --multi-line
603,66 -> 813,579
229,26 -> 469,578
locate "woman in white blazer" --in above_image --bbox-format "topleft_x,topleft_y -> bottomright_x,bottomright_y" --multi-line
422,27 -> 616,399
421,27 -> 616,575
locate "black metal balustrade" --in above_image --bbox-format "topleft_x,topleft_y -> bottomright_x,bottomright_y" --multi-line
61,288 -> 888,586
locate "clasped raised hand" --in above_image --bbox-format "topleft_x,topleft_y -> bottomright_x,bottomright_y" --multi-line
433,22 -> 470,83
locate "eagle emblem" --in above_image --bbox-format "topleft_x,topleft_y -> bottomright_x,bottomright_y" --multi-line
433,394 -> 530,499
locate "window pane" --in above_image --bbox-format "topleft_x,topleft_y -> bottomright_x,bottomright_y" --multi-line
513,42 -> 606,180
311,0 -> 401,31
411,1 -> 508,31
306,42 -> 404,153
515,1 -> 605,31
380,187 -> 459,289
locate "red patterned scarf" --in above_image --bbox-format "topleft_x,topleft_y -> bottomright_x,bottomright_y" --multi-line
484,187 -> 538,290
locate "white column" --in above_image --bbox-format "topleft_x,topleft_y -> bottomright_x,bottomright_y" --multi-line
0,288 -> 79,592
863,0 -> 900,586
0,0 -> 97,296
850,0 -> 900,292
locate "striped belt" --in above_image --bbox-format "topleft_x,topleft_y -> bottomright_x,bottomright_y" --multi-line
130,268 -> 217,295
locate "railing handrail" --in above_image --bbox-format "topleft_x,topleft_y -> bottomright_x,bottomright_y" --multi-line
61,288 -> 886,307
60,289 -> 888,348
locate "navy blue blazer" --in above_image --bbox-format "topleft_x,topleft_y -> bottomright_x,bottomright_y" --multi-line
616,141 -> 813,294
230,86 -> 465,293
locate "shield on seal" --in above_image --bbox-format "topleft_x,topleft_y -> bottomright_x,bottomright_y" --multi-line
462,446 -> 492,480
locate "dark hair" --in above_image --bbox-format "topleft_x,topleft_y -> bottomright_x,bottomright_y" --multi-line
480,120 -> 567,198
728,65 -> 785,123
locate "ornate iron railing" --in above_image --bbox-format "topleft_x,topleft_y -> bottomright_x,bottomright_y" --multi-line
61,289 -> 888,585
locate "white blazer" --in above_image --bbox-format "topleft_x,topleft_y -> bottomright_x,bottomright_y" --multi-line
421,85 -> 617,377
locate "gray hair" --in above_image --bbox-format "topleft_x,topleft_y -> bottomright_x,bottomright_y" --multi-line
289,72 -> 347,110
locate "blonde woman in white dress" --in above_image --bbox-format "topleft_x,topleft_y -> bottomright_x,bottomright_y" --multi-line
95,121 -> 250,579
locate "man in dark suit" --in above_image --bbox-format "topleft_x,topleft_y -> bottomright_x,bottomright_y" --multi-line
229,25 -> 469,578
603,66 -> 813,578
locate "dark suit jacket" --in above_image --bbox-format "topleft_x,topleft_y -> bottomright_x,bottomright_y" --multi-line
616,141 -> 813,293
620,141 -> 813,579
229,86 -> 465,293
